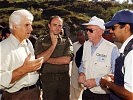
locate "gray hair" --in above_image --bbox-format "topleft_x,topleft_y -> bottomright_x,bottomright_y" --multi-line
9,9 -> 33,31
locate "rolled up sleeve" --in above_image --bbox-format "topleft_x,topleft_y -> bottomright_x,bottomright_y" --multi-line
0,44 -> 13,89
0,71 -> 12,89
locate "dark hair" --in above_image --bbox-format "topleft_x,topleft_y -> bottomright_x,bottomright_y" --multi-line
77,30 -> 85,36
48,15 -> 62,24
2,27 -> 11,37
118,22 -> 126,28
118,22 -> 133,34
0,25 -> 4,30
106,22 -> 133,35
128,23 -> 133,34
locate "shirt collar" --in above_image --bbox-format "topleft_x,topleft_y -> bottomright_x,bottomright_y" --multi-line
9,34 -> 27,47
91,37 -> 103,48
119,35 -> 133,53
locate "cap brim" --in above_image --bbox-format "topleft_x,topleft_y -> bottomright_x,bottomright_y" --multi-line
105,20 -> 118,27
82,23 -> 100,26
82,23 -> 90,25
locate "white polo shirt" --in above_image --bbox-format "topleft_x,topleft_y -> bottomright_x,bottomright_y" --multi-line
119,35 -> 133,93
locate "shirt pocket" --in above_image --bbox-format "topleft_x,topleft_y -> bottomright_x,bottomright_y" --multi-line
93,62 -> 111,76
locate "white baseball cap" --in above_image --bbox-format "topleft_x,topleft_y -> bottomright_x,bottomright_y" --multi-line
82,16 -> 105,30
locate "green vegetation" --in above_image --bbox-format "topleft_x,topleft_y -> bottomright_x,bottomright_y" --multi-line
0,0 -> 133,41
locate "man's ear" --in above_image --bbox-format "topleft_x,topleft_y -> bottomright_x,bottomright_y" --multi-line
12,24 -> 17,30
124,24 -> 130,34
125,24 -> 130,30
48,24 -> 50,28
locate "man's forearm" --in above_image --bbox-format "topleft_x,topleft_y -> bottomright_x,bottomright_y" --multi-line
37,44 -> 56,63
11,66 -> 27,83
47,56 -> 71,65
107,81 -> 133,99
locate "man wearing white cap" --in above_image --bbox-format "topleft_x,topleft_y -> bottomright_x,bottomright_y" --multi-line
78,16 -> 119,100
100,9 -> 133,100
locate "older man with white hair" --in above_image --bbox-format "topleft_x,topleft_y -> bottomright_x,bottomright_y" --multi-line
0,9 -> 43,100
78,16 -> 119,100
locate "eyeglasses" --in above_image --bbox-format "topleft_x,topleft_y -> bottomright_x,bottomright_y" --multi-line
86,28 -> 93,33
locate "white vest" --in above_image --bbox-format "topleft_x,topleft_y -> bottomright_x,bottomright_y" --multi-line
71,42 -> 83,90
82,39 -> 116,94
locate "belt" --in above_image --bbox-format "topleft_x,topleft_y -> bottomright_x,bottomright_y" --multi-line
19,84 -> 37,92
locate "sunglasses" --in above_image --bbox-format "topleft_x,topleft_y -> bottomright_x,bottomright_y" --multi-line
86,28 -> 93,33
110,25 -> 119,31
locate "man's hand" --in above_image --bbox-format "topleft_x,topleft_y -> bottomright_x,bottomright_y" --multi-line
11,54 -> 43,83
100,74 -> 113,88
78,73 -> 96,88
22,54 -> 44,73
51,33 -> 58,46
78,72 -> 86,84
84,78 -> 96,88
107,74 -> 114,82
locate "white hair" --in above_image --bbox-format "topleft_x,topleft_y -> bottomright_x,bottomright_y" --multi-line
9,9 -> 33,30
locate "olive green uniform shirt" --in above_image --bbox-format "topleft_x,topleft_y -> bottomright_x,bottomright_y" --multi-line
35,34 -> 73,74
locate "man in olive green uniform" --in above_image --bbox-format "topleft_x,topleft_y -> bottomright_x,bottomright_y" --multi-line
35,16 -> 73,100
